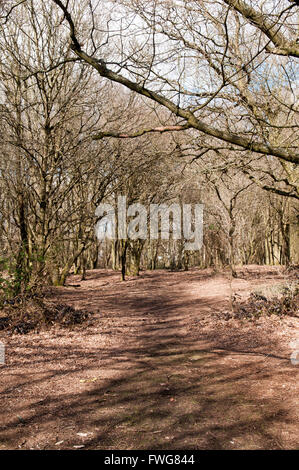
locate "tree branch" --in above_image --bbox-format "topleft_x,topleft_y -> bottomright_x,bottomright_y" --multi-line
244,170 -> 299,199
52,0 -> 299,165
93,125 -> 191,140
223,0 -> 299,58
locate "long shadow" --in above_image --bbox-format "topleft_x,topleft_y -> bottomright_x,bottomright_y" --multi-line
0,269 -> 297,450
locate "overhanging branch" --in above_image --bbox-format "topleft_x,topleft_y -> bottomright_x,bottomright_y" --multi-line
223,0 -> 299,58
93,125 -> 191,140
52,0 -> 299,165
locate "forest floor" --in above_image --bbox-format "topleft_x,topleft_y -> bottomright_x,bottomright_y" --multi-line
0,265 -> 298,450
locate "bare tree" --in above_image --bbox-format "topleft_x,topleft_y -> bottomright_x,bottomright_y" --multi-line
31,0 -> 298,166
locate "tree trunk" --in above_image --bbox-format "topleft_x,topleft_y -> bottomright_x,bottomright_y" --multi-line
52,242 -> 88,286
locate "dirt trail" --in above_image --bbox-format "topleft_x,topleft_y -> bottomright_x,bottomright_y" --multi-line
0,267 -> 298,449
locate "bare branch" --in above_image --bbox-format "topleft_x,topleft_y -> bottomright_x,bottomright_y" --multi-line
93,124 -> 191,140
223,0 -> 299,57
51,0 -> 299,165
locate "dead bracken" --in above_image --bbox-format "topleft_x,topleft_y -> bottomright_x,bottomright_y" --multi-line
226,288 -> 299,321
0,292 -> 90,334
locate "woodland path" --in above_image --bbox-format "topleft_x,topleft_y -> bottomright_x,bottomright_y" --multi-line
0,267 -> 298,449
